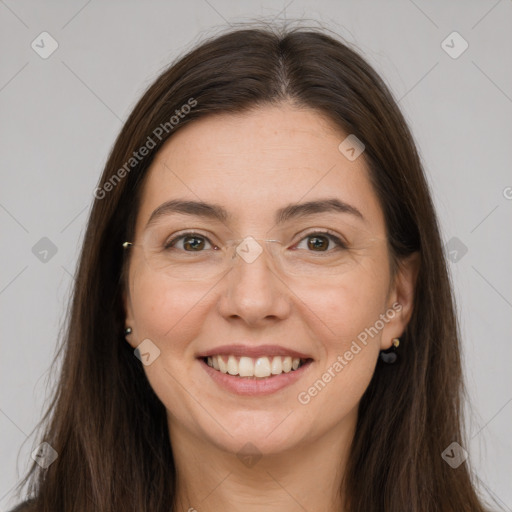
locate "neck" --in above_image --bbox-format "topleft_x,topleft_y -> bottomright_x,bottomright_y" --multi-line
169,413 -> 355,512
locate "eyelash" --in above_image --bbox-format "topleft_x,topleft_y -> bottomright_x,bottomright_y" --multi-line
164,230 -> 348,251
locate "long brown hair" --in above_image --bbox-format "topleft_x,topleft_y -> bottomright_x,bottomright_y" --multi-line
16,22 -> 492,511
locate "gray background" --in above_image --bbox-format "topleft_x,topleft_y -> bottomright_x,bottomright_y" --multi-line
1,0 -> 511,510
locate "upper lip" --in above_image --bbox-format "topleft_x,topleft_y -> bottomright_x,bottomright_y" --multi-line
197,344 -> 313,360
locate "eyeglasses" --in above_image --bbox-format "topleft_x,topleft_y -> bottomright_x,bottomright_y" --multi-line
122,231 -> 381,281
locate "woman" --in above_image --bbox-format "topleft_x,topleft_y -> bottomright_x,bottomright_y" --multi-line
12,24 -> 493,511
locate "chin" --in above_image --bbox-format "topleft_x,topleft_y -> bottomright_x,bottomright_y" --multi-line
185,407 -> 312,457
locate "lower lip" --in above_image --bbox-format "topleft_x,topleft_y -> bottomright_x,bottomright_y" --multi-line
199,358 -> 313,396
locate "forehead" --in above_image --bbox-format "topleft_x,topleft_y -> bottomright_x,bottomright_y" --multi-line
135,104 -> 385,235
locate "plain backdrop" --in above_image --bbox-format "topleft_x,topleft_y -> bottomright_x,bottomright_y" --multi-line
1,0 -> 511,510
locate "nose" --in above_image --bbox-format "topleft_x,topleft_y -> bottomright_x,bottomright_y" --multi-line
217,241 -> 291,326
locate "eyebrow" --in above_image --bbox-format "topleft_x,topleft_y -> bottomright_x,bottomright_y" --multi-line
145,197 -> 365,228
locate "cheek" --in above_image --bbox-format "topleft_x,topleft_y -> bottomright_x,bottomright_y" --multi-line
128,269 -> 215,423
299,250 -> 390,342
128,263 -> 213,352
295,252 -> 389,405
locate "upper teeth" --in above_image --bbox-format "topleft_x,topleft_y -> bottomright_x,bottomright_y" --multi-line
206,355 -> 302,378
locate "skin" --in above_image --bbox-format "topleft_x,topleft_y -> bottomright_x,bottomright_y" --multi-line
124,103 -> 419,512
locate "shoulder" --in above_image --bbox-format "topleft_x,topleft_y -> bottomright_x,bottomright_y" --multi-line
8,499 -> 36,512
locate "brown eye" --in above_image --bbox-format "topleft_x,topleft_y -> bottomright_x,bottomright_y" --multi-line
183,236 -> 206,251
165,233 -> 213,251
295,232 -> 346,252
307,235 -> 330,251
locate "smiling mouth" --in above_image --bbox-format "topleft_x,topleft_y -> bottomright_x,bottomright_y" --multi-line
202,355 -> 312,379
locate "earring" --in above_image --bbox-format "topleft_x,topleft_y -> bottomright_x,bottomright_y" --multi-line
379,338 -> 400,364
125,327 -> 132,336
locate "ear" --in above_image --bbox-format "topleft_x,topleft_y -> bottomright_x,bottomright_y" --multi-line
381,251 -> 420,350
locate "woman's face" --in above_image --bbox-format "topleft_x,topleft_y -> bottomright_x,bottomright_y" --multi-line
124,104 -> 415,456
